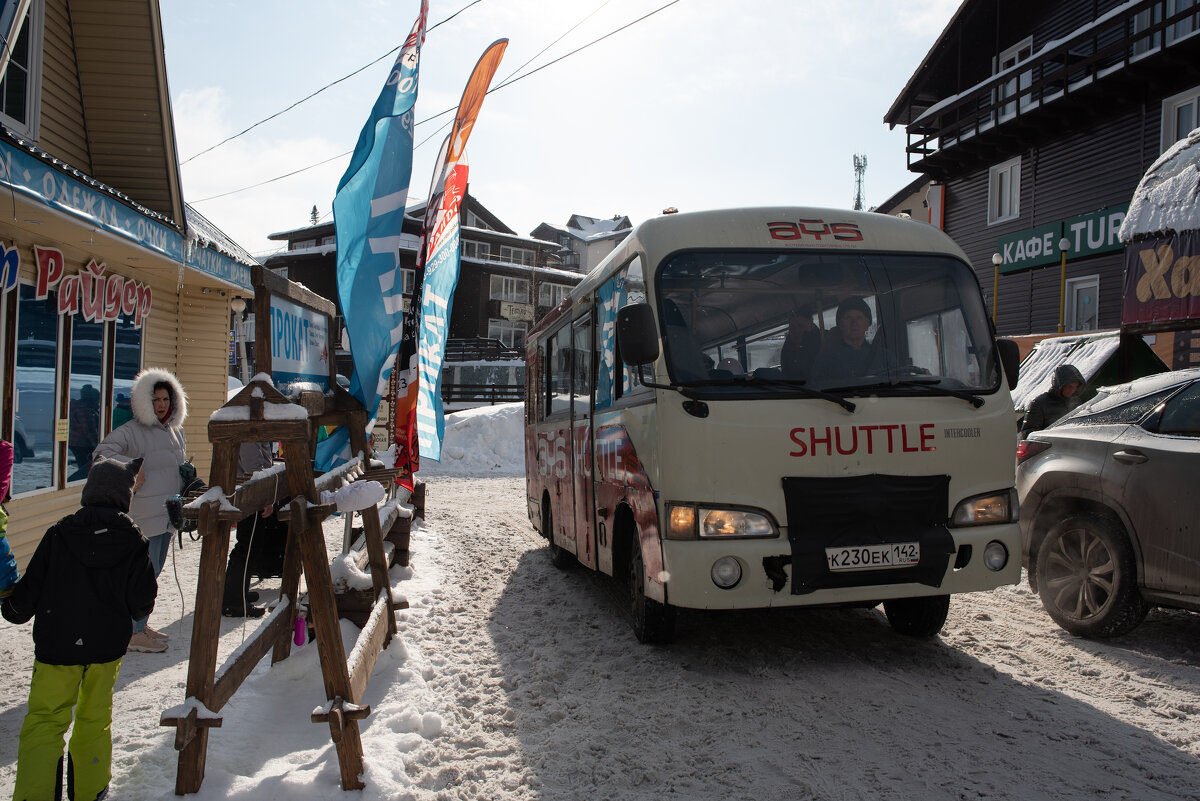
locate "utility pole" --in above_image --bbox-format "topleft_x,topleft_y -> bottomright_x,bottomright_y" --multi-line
853,154 -> 868,210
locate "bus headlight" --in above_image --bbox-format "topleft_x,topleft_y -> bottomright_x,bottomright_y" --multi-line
951,489 -> 1018,526
666,503 -> 778,539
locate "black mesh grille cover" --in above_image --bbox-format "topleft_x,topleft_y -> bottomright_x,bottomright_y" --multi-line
778,474 -> 954,595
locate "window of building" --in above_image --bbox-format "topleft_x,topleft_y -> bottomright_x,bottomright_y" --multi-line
994,37 -> 1033,121
462,240 -> 490,260
66,316 -> 104,484
319,235 -> 336,246
1135,0 -> 1197,56
0,0 -> 43,139
400,267 -> 416,295
562,252 -> 580,269
539,282 -> 571,308
987,157 -> 1021,225
490,275 -> 528,303
464,210 -> 491,231
488,317 -> 528,350
13,282 -> 59,495
1066,275 -> 1100,332
499,245 -> 534,266
1162,84 -> 1200,151
291,238 -> 315,250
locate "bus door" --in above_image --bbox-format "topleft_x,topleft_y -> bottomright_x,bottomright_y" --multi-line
570,313 -> 596,569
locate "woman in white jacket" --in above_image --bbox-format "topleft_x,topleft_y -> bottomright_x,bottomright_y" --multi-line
93,367 -> 187,653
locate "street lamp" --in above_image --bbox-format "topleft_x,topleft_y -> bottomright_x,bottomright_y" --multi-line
990,253 -> 1003,325
230,297 -> 250,382
1057,237 -> 1071,333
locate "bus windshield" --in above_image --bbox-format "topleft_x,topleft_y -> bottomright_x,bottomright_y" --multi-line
656,250 -> 1000,397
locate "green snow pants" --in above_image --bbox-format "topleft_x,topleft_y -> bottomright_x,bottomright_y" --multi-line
13,658 -> 122,801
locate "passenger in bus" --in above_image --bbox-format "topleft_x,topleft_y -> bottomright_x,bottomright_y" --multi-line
809,296 -> 890,381
716,357 -> 744,376
779,305 -> 822,379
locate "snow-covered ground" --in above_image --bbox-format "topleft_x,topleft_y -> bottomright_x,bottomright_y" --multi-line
2,403 -> 1198,800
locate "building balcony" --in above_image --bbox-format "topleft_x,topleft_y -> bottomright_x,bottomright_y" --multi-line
902,1 -> 1200,179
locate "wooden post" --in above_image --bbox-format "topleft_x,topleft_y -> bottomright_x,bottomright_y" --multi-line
175,443 -> 238,795
287,440 -> 366,791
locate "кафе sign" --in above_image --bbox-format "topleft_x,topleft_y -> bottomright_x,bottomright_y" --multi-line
994,205 -> 1129,273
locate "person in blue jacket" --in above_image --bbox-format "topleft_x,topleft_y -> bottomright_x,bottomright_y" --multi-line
2,455 -> 158,801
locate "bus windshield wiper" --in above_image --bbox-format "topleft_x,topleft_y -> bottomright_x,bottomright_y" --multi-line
682,375 -> 856,412
823,378 -> 984,408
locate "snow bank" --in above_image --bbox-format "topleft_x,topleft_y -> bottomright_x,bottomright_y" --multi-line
420,403 -> 525,476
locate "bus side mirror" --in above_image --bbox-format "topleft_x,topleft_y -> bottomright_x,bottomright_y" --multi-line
617,303 -> 660,366
996,339 -> 1019,390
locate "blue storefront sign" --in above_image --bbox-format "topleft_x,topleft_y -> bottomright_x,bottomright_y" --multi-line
0,139 -> 252,291
270,295 -> 330,389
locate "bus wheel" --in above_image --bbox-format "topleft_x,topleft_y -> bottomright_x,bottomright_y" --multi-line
544,497 -> 574,569
883,594 -> 950,637
629,539 -> 675,643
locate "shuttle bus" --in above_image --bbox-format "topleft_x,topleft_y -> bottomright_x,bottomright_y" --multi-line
524,207 -> 1021,642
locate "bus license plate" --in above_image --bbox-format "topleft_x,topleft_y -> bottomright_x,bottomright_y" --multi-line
826,542 -> 920,572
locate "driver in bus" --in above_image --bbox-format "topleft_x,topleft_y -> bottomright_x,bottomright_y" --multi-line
810,296 -> 892,381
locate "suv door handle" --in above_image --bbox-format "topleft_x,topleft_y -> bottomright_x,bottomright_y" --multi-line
1112,449 -> 1148,464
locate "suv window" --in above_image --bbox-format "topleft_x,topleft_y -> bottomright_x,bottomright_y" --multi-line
1067,387 -> 1177,426
1148,381 -> 1200,436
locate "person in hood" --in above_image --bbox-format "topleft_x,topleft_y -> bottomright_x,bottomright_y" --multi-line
1021,364 -> 1085,439
2,455 -> 157,801
93,367 -> 187,652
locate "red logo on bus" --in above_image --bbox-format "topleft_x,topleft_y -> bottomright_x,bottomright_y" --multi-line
767,219 -> 863,242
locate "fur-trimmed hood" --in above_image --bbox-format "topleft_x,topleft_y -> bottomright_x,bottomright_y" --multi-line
130,368 -> 188,429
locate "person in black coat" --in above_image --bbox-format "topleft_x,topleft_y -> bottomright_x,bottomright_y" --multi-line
1020,364 -> 1085,439
2,455 -> 157,801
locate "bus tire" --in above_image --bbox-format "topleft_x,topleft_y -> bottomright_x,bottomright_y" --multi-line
883,594 -> 950,637
544,496 -> 574,569
629,538 -> 675,643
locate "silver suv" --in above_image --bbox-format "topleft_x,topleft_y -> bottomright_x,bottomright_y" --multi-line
1016,368 -> 1200,638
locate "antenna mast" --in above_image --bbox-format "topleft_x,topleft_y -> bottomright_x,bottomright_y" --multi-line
853,154 -> 868,210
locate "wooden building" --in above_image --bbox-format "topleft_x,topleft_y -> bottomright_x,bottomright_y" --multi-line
0,0 -> 256,566
885,0 -> 1200,366
263,192 -> 581,372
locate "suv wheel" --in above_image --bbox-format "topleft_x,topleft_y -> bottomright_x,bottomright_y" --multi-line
1035,514 -> 1149,638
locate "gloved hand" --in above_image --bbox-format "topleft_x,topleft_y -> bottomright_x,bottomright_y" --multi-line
165,494 -> 185,531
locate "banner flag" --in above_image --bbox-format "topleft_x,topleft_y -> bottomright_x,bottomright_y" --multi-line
413,38 -> 508,462
321,0 -> 428,469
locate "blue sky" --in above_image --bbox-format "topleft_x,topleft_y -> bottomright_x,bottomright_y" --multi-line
161,0 -> 960,259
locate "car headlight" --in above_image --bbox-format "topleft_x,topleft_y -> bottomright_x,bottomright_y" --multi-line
951,489 -> 1018,526
666,503 -> 778,539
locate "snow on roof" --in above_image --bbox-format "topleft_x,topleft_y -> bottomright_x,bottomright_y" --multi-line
1010,331 -> 1124,412
1119,125 -> 1200,242
185,203 -> 260,266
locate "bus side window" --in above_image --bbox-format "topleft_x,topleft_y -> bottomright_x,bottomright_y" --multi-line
548,326 -> 572,416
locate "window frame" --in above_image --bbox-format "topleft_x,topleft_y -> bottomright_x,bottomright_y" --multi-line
0,0 -> 44,140
489,275 -> 529,303
1161,84 -> 1200,152
987,156 -> 1022,225
993,36 -> 1034,121
1065,274 -> 1100,332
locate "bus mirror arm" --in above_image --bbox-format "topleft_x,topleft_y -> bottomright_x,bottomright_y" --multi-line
996,339 -> 1019,390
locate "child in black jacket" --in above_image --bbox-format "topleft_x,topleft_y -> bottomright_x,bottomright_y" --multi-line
2,455 -> 157,801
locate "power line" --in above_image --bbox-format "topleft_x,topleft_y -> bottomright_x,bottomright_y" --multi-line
179,0 -> 485,166
189,0 -> 683,205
